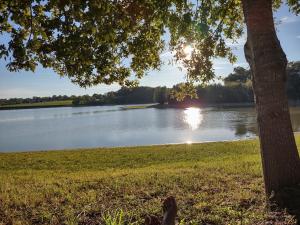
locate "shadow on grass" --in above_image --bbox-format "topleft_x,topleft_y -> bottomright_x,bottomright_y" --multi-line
270,184 -> 300,225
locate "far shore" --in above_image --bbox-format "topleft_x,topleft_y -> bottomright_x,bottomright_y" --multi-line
0,101 -> 256,110
2,100 -> 300,111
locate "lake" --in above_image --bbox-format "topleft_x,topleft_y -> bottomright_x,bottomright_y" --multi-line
1,105 -> 300,152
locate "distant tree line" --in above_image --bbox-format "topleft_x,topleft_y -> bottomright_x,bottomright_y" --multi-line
1,61 -> 300,106
0,94 -> 74,106
170,61 -> 300,105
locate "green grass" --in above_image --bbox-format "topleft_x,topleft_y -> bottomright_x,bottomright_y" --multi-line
0,100 -> 73,109
121,104 -> 155,110
1,137 -> 300,224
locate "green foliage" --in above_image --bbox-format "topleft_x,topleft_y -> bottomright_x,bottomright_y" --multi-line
102,210 -> 124,225
224,66 -> 251,86
1,62 -> 300,108
170,82 -> 198,101
287,0 -> 300,14
0,0 -> 187,87
153,86 -> 168,104
115,87 -> 155,104
0,0 -> 243,87
196,84 -> 253,104
0,94 -> 74,106
1,1 -> 299,99
0,100 -> 72,109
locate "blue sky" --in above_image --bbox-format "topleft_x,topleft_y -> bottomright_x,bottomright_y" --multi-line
0,4 -> 299,99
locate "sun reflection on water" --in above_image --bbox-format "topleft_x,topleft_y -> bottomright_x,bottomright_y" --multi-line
183,107 -> 203,130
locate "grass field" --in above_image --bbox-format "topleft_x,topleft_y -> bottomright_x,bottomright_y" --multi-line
1,137 -> 300,224
0,100 -> 73,109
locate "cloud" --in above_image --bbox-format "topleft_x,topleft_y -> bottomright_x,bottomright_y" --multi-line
279,16 -> 299,24
212,59 -> 250,70
212,59 -> 230,71
213,59 -> 230,66
214,66 -> 225,70
233,62 -> 249,68
297,35 -> 300,39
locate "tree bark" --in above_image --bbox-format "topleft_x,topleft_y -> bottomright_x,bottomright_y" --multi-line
241,0 -> 300,197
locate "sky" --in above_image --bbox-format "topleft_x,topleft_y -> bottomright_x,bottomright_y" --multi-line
0,4 -> 299,99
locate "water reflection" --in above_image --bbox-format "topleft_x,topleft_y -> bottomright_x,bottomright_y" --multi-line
183,107 -> 203,130
1,106 -> 300,152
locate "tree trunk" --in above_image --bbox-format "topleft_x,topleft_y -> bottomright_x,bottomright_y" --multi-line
241,0 -> 300,197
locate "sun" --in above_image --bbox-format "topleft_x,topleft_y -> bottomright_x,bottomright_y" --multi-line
183,45 -> 193,59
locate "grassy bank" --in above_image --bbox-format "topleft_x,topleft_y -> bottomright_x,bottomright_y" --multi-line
121,104 -> 156,110
0,100 -> 73,110
1,137 -> 300,224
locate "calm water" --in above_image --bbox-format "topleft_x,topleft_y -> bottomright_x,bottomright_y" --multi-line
1,105 -> 300,152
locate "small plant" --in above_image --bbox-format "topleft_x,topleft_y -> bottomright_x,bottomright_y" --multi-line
102,210 -> 138,225
178,219 -> 185,225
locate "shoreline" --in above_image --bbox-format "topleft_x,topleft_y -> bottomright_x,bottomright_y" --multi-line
0,136 -> 258,154
2,101 -> 300,111
2,132 -> 300,154
0,104 -> 73,110
0,102 -> 257,110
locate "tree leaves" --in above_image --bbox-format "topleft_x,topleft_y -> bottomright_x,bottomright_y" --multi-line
0,0 -> 294,95
287,0 -> 300,15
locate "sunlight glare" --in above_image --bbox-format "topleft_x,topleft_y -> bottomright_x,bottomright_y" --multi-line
183,107 -> 203,130
183,45 -> 193,60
